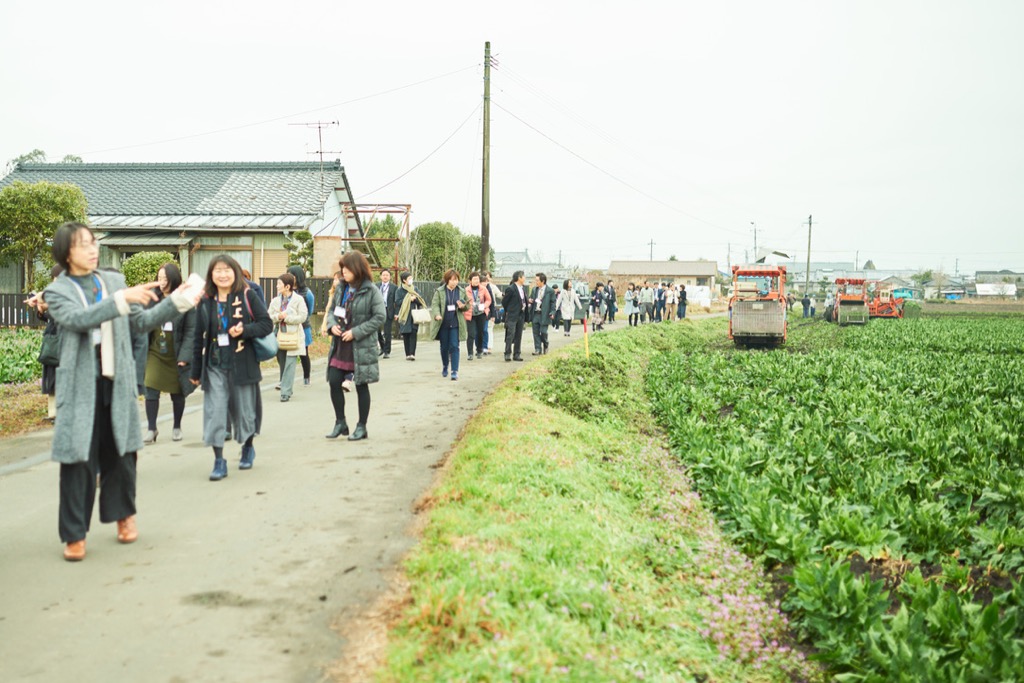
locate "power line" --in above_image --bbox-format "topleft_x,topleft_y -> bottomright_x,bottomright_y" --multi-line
491,99 -> 748,237
80,64 -> 479,156
357,102 -> 482,200
492,62 -> 626,152
490,59 -> 797,226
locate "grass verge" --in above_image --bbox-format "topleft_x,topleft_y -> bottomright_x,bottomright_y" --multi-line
377,321 -> 819,682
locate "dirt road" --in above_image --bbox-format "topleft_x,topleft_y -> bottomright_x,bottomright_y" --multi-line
0,322 -> 600,682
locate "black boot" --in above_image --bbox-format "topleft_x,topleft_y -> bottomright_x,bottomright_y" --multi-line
347,423 -> 368,441
326,420 -> 349,439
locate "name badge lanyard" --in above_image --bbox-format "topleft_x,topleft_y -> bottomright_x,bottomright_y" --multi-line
217,300 -> 232,347
70,274 -> 103,346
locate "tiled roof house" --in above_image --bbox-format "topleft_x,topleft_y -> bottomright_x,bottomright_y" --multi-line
0,160 -> 361,287
607,260 -> 718,288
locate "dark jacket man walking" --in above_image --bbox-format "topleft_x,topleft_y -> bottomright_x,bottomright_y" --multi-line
501,270 -> 528,361
529,272 -> 556,355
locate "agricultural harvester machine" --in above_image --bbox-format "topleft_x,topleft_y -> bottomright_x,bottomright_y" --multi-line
830,278 -> 870,325
728,265 -> 788,347
867,280 -> 905,318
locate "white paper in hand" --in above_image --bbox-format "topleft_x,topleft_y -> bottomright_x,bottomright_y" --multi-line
178,273 -> 206,304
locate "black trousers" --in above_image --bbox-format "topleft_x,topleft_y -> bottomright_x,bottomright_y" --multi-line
403,331 -> 418,356
327,366 -> 371,425
532,317 -> 550,351
467,315 -> 486,355
59,377 -> 137,543
504,315 -> 525,358
377,320 -> 392,355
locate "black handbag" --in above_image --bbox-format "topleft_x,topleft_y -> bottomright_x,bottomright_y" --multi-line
38,333 -> 60,367
178,364 -> 198,397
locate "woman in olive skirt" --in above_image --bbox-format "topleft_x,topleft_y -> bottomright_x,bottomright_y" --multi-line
143,262 -> 196,443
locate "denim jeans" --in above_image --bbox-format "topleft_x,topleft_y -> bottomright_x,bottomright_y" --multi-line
439,326 -> 460,373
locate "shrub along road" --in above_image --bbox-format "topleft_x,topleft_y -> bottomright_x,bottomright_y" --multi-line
0,323 -> 593,682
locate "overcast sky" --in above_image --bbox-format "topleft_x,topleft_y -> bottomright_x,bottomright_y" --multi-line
2,1 -> 1022,275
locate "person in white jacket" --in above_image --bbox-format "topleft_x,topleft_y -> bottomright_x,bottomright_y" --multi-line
665,285 -> 678,321
266,272 -> 309,402
555,279 -> 583,336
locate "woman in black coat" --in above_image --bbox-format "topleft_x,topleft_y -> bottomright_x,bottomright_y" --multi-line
392,271 -> 426,360
190,255 -> 273,481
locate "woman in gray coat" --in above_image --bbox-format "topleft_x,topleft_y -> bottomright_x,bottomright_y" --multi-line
42,222 -> 199,561
324,251 -> 386,441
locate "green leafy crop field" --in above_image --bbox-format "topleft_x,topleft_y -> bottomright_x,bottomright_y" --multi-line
0,328 -> 44,384
649,316 -> 1024,680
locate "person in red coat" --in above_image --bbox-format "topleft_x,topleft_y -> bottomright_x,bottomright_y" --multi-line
463,271 -> 492,360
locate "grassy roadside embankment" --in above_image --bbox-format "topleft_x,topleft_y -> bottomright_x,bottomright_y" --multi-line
371,321 -> 818,682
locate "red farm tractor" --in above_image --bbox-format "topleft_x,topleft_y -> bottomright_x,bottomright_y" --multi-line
867,280 -> 905,319
829,278 -> 870,325
728,265 -> 788,347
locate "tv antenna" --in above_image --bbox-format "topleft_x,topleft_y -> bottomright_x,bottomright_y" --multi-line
289,120 -> 341,195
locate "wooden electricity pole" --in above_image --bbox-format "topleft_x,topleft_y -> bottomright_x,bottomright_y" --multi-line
480,42 -> 491,271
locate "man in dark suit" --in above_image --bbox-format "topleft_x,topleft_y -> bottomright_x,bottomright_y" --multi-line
529,272 -> 556,355
605,279 -> 617,323
501,270 -> 528,361
377,269 -> 396,358
654,282 -> 666,322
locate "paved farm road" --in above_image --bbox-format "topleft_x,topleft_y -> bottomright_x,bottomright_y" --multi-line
0,324 -> 586,682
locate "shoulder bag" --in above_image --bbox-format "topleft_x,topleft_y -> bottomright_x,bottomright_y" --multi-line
242,288 -> 279,362
277,324 -> 300,351
38,333 -> 60,367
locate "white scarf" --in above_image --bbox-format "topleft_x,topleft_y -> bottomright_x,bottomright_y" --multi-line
70,273 -> 115,379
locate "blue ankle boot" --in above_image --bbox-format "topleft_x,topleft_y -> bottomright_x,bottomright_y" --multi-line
209,457 -> 228,481
239,445 -> 256,470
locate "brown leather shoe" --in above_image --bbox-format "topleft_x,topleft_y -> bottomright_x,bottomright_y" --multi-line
63,540 -> 86,562
116,516 -> 138,544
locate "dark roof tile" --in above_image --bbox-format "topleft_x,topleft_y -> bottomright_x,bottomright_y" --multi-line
0,161 -> 346,216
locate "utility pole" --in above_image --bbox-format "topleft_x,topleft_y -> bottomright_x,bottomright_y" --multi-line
804,214 -> 812,293
750,221 -> 758,260
648,239 -> 656,261
855,251 -> 860,271
727,242 -> 731,272
480,41 -> 491,271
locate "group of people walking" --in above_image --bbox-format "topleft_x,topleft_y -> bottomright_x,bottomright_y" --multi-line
30,236 -> 679,562
26,225 -> 391,562
623,281 -> 688,326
